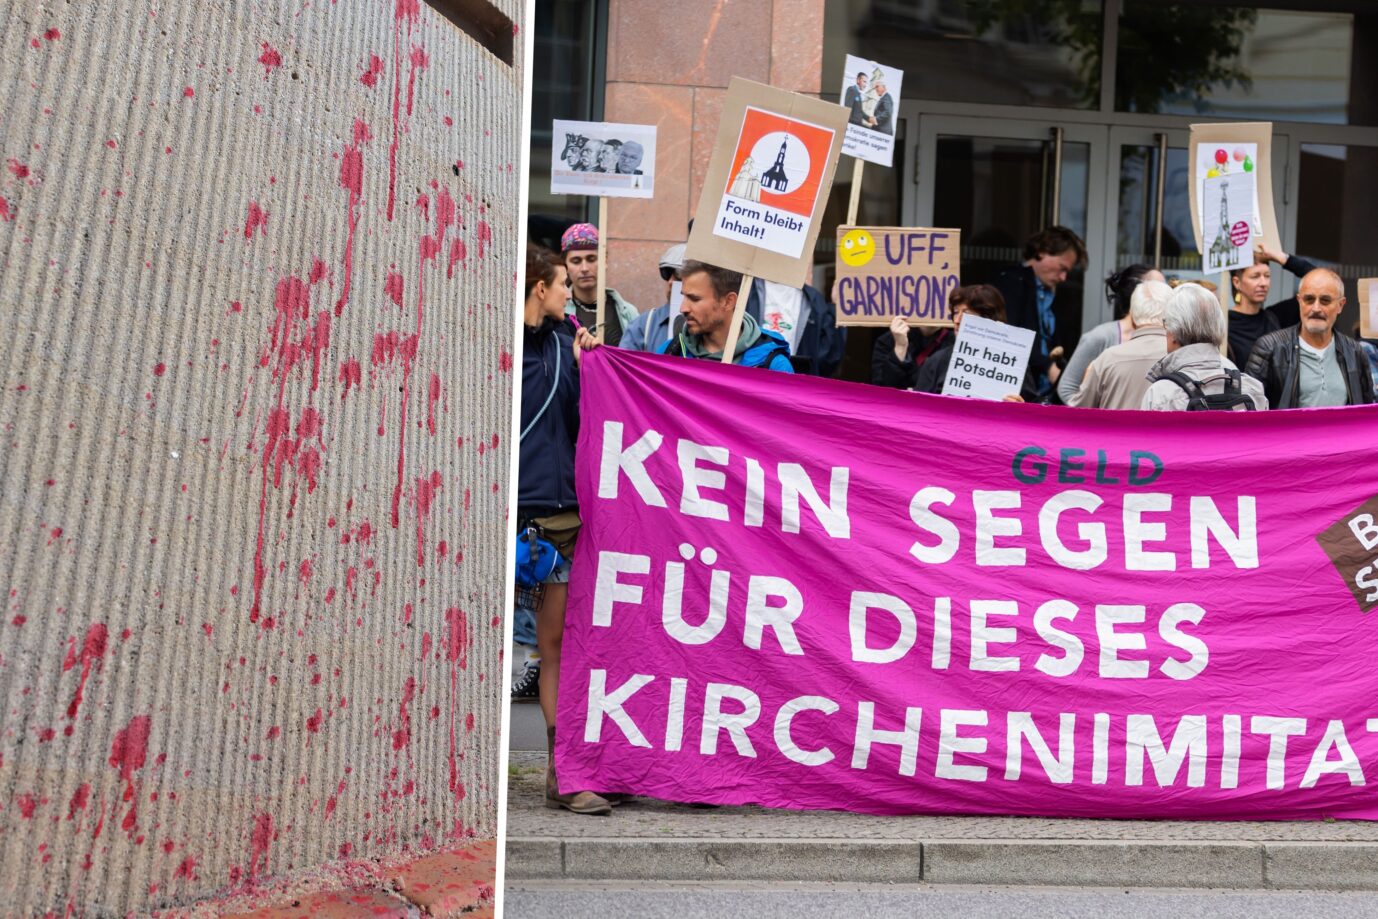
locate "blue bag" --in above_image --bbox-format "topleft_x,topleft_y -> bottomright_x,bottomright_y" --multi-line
514,525 -> 560,588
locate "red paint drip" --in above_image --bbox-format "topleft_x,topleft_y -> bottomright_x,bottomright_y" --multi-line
446,606 -> 469,799
392,676 -> 416,751
109,714 -> 152,837
247,812 -> 274,882
413,471 -> 442,567
309,258 -> 327,284
426,373 -> 440,434
447,238 -> 466,278
67,783 -> 90,820
476,220 -> 492,259
7,159 -> 30,179
385,0 -> 420,221
335,119 -> 369,316
384,271 -> 404,307
338,358 -> 360,399
406,45 -> 429,117
498,350 -> 512,373
244,201 -> 268,240
0,197 -> 12,222
258,42 -> 282,79
16,793 -> 37,819
360,53 -> 385,87
64,623 -> 108,734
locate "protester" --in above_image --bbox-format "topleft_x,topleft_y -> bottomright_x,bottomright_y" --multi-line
914,284 -> 1036,401
561,223 -> 638,347
872,318 -> 951,390
1069,280 -> 1171,409
1142,283 -> 1266,411
994,226 -> 1087,401
518,245 -> 611,816
1227,244 -> 1321,367
1057,263 -> 1165,404
620,243 -> 683,353
658,260 -> 794,371
743,278 -> 845,376
1244,268 -> 1376,409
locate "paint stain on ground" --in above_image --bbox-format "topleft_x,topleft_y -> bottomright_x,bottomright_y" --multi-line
258,42 -> 283,79
244,201 -> 268,240
63,623 -> 108,735
108,714 -> 152,837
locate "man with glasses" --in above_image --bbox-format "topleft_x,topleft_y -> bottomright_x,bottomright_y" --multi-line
620,243 -> 684,353
1244,268 -> 1376,408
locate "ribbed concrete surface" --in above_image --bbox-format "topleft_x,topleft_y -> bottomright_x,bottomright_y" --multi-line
0,1 -> 520,914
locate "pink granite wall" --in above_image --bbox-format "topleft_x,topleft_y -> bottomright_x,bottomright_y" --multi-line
601,0 -> 825,314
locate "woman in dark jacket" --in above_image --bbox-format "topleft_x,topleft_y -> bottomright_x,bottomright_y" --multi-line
518,245 -> 611,815
916,284 -> 1039,402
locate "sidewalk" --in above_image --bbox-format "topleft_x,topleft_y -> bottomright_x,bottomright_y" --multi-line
503,751 -> 1378,890
165,839 -> 495,918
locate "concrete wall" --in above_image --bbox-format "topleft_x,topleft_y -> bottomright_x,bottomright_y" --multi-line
601,0 -> 826,313
0,0 -> 520,913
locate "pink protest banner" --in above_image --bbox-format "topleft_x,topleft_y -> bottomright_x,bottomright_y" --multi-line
557,347 -> 1378,819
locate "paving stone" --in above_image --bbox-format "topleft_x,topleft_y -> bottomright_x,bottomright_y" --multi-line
220,888 -> 419,919
388,839 -> 496,917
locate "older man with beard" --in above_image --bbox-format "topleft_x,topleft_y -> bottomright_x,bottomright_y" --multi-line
1245,268 -> 1376,408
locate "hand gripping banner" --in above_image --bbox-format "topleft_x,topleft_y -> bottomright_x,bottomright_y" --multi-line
556,348 -> 1378,819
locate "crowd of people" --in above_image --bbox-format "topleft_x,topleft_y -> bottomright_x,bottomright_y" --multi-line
516,219 -> 1378,814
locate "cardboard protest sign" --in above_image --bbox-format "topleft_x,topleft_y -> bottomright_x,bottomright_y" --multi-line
1188,123 -> 1280,256
834,227 -> 959,327
940,314 -> 1035,400
839,55 -> 903,168
686,78 -> 849,288
1201,172 -> 1255,273
559,347 -> 1378,819
1360,278 -> 1377,339
551,120 -> 656,199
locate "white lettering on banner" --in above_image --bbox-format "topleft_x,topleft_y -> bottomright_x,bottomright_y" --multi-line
906,489 -> 1258,571
1350,513 -> 1378,552
701,682 -> 761,757
743,576 -> 805,655
1301,719 -> 1366,788
931,596 -> 952,670
1251,716 -> 1308,790
593,551 -> 651,627
679,440 -> 731,521
585,669 -> 654,746
1005,712 -> 1076,784
969,600 -> 1019,672
1221,714 -> 1242,789
1125,714 -> 1207,787
1097,605 -> 1149,679
1158,603 -> 1209,680
852,701 -> 923,776
780,464 -> 851,538
665,677 -> 688,752
599,422 -> 667,506
936,709 -> 989,782
1092,713 -> 1110,784
1033,600 -> 1083,678
774,696 -> 839,766
849,592 -> 917,664
662,554 -> 730,645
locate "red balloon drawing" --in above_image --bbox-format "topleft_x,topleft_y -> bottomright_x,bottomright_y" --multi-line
1215,148 -> 1228,164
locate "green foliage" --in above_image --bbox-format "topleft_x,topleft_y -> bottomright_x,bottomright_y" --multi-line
965,0 -> 1257,111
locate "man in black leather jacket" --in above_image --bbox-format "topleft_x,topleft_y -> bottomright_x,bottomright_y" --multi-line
1244,268 -> 1376,409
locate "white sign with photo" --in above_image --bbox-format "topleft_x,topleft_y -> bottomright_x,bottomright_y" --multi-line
1202,172 -> 1255,273
1194,142 -> 1260,242
550,120 -> 656,199
839,55 -> 902,168
941,315 -> 1035,402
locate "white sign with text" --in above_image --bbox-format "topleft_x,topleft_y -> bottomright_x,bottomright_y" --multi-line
941,315 -> 1035,401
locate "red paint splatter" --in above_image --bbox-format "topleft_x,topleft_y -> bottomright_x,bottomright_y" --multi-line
447,238 -> 466,278
426,373 -> 440,434
391,676 -> 416,751
306,708 -> 323,733
7,159 -> 30,179
109,714 -> 152,837
48,527 -> 63,544
175,856 -> 197,880
309,258 -> 327,284
153,362 -> 166,377
361,53 -> 385,87
258,42 -> 283,79
335,119 -> 369,316
106,139 -> 118,149
298,558 -> 312,584
386,0 -> 421,221
406,45 -> 429,117
384,271 -> 404,307
244,201 -> 268,240
412,470 -> 442,567
247,812 -> 274,882
63,623 -> 108,734
183,86 -> 195,98
67,784 -> 90,820
16,793 -> 37,819
499,350 -> 513,373
476,220 -> 492,259
44,28 -> 61,41
338,358 -> 360,399
0,197 -> 12,222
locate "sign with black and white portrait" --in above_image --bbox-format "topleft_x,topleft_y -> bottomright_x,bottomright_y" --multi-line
550,120 -> 657,199
839,55 -> 903,168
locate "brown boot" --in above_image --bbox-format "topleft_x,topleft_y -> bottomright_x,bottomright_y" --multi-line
545,726 -> 611,816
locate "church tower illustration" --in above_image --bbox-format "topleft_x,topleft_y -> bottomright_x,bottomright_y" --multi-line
761,138 -> 790,192
1208,180 -> 1233,270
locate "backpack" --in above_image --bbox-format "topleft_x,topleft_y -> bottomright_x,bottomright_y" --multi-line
1162,369 -> 1256,411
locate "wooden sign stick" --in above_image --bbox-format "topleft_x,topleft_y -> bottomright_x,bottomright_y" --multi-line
595,196 -> 608,342
846,158 -> 864,226
720,273 -> 754,364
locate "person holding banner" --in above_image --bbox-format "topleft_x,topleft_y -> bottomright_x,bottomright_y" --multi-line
561,223 -> 638,347
915,284 -> 1036,401
658,260 -> 794,371
1244,269 -> 1376,409
519,245 -> 615,816
1227,244 -> 1320,368
994,226 -> 1087,401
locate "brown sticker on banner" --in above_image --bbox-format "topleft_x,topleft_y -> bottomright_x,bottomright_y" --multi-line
1316,493 -> 1378,614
